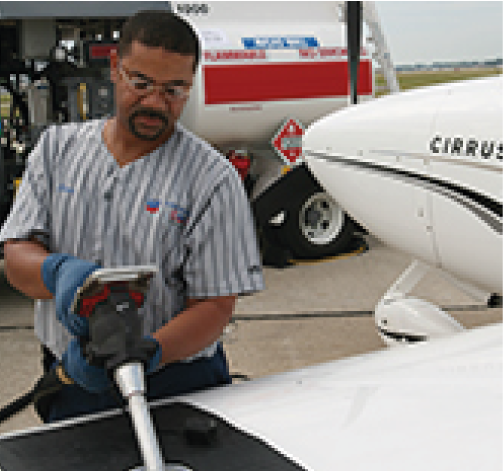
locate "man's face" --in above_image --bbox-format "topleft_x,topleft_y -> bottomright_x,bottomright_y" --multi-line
111,41 -> 195,142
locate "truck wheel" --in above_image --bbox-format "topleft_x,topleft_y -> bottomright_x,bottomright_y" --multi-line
277,188 -> 356,260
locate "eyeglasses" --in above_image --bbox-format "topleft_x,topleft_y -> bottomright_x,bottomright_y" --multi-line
118,63 -> 191,102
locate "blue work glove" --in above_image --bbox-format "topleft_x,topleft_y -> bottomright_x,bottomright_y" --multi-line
62,336 -> 161,394
143,336 -> 162,374
41,254 -> 100,337
62,338 -> 111,394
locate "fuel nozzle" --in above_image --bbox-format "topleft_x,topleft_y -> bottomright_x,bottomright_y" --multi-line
85,284 -> 165,469
70,267 -> 174,471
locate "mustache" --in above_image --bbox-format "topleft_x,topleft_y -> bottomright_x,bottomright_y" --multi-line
130,108 -> 169,124
128,108 -> 170,141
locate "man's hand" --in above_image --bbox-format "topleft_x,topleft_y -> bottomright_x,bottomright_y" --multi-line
62,338 -> 111,394
61,336 -> 161,395
41,254 -> 100,337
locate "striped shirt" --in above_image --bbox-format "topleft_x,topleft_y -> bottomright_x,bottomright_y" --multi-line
0,119 -> 264,360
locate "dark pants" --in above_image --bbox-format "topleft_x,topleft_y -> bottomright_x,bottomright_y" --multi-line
40,344 -> 231,424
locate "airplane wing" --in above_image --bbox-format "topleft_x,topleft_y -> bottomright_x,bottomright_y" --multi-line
0,322 -> 500,470
188,321 -> 502,470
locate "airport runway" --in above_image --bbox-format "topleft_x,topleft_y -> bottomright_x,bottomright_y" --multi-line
0,236 -> 501,435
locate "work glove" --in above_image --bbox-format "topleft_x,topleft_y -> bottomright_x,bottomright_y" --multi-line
143,336 -> 162,374
61,336 -> 161,395
61,336 -> 162,394
41,254 -> 100,337
61,338 -> 111,394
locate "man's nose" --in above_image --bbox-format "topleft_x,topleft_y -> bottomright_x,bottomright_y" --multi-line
140,86 -> 168,108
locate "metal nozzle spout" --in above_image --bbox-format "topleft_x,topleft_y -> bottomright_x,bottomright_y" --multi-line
114,363 -> 165,471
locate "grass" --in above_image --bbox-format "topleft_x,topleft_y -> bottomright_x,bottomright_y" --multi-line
376,67 -> 501,96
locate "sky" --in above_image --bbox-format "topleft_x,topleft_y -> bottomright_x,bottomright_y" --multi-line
374,1 -> 503,65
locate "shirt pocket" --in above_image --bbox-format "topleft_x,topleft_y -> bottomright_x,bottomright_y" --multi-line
118,201 -> 185,265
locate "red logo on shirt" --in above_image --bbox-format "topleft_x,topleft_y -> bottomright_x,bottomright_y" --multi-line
146,200 -> 160,214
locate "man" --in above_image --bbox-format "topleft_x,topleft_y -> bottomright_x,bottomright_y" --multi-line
0,11 -> 264,422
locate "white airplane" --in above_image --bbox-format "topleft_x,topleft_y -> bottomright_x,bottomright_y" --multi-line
0,7 -> 501,471
304,74 -> 503,346
302,2 -> 502,348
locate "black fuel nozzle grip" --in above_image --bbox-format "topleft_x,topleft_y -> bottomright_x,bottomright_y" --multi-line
83,286 -> 157,377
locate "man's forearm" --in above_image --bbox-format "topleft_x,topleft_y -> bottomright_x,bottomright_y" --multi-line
153,296 -> 236,365
3,240 -> 53,299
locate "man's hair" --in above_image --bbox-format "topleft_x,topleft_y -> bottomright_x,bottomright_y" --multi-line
119,10 -> 200,69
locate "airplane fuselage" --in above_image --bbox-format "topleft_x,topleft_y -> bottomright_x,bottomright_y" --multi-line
303,76 -> 503,294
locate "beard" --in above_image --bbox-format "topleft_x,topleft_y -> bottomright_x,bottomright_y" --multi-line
127,108 -> 170,141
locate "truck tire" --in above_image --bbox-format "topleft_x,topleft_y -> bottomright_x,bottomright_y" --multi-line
276,187 -> 356,260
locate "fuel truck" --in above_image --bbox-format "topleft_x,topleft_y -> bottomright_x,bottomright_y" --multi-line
0,1 -> 399,261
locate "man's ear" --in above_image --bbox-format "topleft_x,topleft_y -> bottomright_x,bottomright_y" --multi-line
109,48 -> 119,83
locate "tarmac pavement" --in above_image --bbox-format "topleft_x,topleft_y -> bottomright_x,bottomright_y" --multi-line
0,236 -> 501,435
